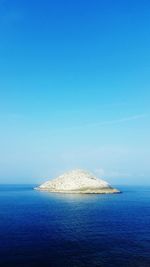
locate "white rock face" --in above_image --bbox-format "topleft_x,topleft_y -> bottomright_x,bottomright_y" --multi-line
35,169 -> 120,194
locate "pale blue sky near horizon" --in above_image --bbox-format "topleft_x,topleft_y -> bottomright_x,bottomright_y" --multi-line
0,0 -> 150,185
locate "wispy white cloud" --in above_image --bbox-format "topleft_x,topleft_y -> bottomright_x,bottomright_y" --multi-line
60,113 -> 148,132
85,114 -> 148,128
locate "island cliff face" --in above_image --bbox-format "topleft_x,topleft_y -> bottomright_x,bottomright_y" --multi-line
35,169 -> 120,194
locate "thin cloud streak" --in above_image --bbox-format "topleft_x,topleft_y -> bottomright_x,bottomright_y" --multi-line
87,114 -> 148,128
5,113 -> 148,133
62,114 -> 148,131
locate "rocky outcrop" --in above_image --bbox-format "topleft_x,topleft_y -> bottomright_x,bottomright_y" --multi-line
35,169 -> 120,194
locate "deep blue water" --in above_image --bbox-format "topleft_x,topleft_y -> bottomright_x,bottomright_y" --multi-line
0,185 -> 150,267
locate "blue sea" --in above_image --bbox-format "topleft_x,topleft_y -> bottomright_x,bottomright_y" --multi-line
0,185 -> 150,267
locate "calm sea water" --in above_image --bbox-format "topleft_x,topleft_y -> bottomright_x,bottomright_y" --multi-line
0,185 -> 150,267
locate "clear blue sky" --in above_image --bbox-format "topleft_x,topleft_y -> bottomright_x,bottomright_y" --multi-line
0,0 -> 150,185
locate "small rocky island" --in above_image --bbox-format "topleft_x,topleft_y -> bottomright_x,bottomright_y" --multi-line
35,169 -> 120,194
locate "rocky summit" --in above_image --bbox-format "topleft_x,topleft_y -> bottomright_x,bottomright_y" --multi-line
35,169 -> 120,194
